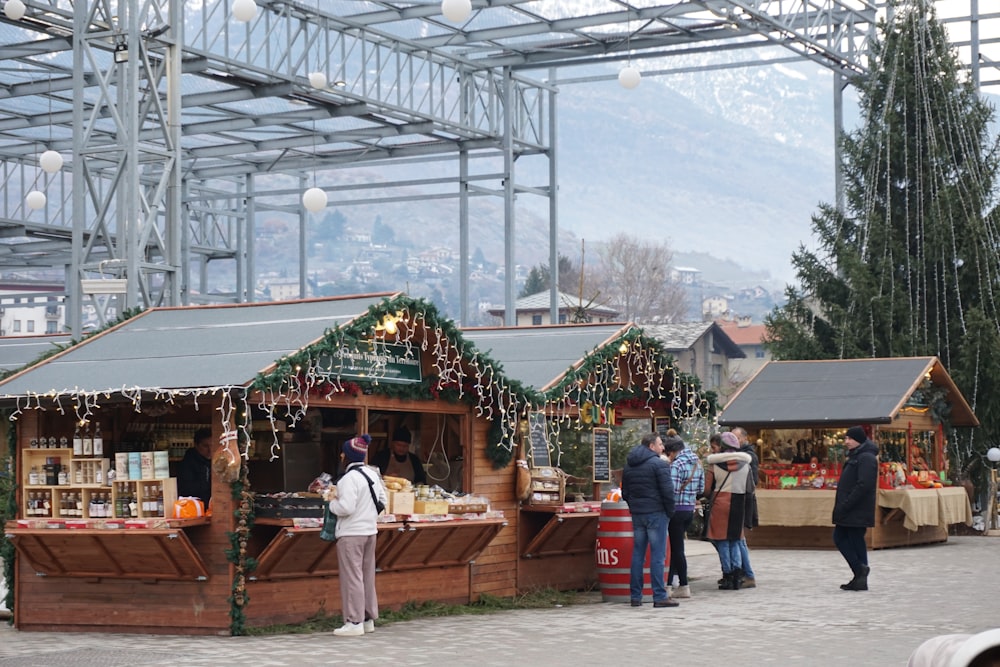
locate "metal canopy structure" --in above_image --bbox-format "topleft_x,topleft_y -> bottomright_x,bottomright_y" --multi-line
0,0 -> 994,335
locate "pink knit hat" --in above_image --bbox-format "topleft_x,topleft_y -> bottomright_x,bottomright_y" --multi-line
720,432 -> 740,450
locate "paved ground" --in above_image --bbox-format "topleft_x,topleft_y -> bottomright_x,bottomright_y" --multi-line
0,535 -> 996,667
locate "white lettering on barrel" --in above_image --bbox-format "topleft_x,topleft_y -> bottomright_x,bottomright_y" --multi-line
595,539 -> 619,566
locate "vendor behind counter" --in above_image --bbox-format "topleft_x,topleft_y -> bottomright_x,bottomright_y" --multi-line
373,426 -> 427,485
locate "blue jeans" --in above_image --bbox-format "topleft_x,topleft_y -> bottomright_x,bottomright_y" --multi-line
738,538 -> 755,578
630,512 -> 668,602
714,539 -> 742,573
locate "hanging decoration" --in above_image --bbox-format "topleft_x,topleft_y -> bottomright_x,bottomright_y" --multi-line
0,416 -> 16,617
618,66 -> 641,89
231,0 -> 257,22
39,150 -> 63,174
3,0 -> 25,20
25,190 -> 46,210
302,186 -> 328,212
252,294 -> 537,469
441,0 -> 472,23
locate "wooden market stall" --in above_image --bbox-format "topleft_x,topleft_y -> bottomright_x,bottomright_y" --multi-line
0,294 -> 708,634
718,357 -> 977,549
463,323 -> 712,592
0,294 -> 513,633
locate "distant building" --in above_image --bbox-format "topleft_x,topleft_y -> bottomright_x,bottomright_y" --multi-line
486,290 -> 620,326
716,317 -> 771,387
671,266 -> 701,285
267,277 -> 306,301
0,281 -> 65,336
702,294 -> 729,317
643,322 -> 744,399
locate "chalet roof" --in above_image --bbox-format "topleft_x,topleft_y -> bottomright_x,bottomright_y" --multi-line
717,357 -> 978,428
486,291 -> 618,317
716,321 -> 768,346
461,323 -> 629,391
0,334 -> 73,373
642,322 -> 745,359
0,294 -> 397,397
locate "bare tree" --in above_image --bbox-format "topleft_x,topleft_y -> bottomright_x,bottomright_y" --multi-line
591,233 -> 687,323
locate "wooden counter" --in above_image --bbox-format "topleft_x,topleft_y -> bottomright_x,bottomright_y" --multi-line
517,504 -> 599,591
5,518 -> 212,581
244,517 -> 508,626
746,488 -> 972,549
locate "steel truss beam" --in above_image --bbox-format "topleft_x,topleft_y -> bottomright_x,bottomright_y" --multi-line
0,1 -> 989,333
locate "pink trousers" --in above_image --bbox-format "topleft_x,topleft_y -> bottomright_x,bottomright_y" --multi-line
336,534 -> 378,624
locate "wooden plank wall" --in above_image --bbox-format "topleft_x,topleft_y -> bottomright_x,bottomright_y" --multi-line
469,418 -> 519,600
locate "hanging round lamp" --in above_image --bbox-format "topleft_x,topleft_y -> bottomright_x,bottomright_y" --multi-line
618,66 -> 641,90
4,0 -> 26,20
308,72 -> 328,89
441,0 -> 471,23
40,150 -> 64,174
232,0 -> 257,22
302,187 -> 328,212
26,190 -> 46,210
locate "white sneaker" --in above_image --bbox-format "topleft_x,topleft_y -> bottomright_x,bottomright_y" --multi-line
333,622 -> 365,637
363,619 -> 375,634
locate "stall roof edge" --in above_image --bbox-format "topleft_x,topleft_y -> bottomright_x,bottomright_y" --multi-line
0,293 -> 402,398
717,357 -> 978,428
460,322 -> 634,391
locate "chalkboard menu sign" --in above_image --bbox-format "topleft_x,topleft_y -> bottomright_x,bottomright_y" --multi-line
654,417 -> 671,439
528,412 -> 550,468
592,427 -> 611,483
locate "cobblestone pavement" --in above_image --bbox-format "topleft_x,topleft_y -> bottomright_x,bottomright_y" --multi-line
0,536 -> 996,667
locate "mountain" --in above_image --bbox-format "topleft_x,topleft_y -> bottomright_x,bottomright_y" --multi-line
544,57 -> 845,286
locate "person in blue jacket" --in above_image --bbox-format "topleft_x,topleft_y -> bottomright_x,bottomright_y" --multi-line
833,425 -> 878,591
621,432 -> 678,608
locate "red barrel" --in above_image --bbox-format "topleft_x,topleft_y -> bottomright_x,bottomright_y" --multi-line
596,501 -> 670,602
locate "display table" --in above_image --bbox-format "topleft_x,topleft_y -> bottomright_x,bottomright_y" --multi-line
244,516 -> 508,626
5,518 -> 212,581
747,488 -> 971,549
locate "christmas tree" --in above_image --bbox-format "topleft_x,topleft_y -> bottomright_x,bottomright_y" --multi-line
765,0 -> 1000,489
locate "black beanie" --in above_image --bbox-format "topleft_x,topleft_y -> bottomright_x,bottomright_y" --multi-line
846,426 -> 867,444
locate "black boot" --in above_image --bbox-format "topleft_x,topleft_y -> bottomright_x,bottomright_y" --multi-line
731,568 -> 743,591
718,571 -> 734,590
840,564 -> 869,591
851,564 -> 869,591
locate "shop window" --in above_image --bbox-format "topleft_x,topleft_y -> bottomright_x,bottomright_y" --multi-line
12,320 -> 20,332
531,314 -> 542,325
26,321 -> 34,332
46,321 -> 57,334
558,314 -> 567,324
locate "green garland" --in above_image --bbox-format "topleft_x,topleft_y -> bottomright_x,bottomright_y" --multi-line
0,416 -> 15,621
225,469 -> 256,636
252,295 -> 538,469
251,299 -> 717,469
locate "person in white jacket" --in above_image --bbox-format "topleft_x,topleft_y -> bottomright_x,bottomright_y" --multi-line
329,434 -> 388,637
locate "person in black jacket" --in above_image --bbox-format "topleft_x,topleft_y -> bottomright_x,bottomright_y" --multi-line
621,432 -> 678,608
833,425 -> 878,591
177,427 -> 213,505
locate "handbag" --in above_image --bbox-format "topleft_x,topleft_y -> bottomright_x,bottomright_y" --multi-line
320,504 -> 338,542
694,469 -> 732,541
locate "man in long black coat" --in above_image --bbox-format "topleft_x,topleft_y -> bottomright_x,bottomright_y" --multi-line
832,425 -> 878,591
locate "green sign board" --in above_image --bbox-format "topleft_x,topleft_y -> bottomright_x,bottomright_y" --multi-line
317,343 -> 422,385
